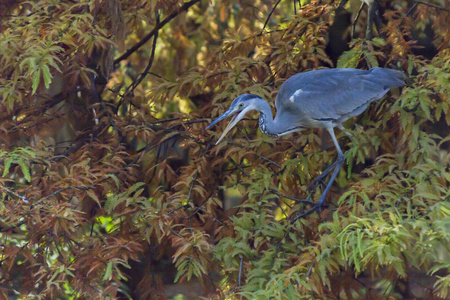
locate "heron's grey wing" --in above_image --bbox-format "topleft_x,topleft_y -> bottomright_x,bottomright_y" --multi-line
274,68 -> 405,126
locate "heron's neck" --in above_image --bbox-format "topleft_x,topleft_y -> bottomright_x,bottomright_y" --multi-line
256,99 -> 285,137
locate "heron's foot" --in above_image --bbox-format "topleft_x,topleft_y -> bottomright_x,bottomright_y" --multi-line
307,161 -> 338,192
307,175 -> 327,192
290,200 -> 328,224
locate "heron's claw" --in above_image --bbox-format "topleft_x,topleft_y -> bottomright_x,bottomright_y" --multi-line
317,202 -> 329,213
307,161 -> 338,192
290,201 -> 328,224
307,176 -> 327,192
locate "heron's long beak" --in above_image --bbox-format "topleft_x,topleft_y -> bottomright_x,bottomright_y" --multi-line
206,107 -> 248,145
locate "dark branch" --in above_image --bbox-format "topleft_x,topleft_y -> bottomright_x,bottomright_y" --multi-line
400,2 -> 418,26
128,12 -> 160,94
414,0 -> 450,12
351,2 -> 364,39
185,171 -> 199,206
229,157 -> 250,177
0,184 -> 29,203
113,0 -> 201,65
261,0 -> 282,33
336,0 -> 350,12
365,1 -> 376,41
290,205 -> 318,223
185,143 -> 211,206
373,1 -> 383,38
269,188 -> 314,205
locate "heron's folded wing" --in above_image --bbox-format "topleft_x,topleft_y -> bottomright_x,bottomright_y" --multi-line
275,68 -> 405,123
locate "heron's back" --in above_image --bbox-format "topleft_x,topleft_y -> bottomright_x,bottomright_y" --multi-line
274,67 -> 406,129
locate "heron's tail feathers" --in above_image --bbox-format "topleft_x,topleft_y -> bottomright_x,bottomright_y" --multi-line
370,67 -> 407,88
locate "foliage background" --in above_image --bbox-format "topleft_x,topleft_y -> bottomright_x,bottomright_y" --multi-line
0,0 -> 449,299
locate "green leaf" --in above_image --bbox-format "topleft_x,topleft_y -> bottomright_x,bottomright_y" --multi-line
371,37 -> 386,47
419,95 -> 431,119
18,159 -> 31,182
106,174 -> 120,189
103,262 -> 113,281
87,189 -> 101,207
2,157 -> 13,177
41,64 -> 52,89
32,68 -> 40,94
337,49 -> 360,68
104,194 -> 119,213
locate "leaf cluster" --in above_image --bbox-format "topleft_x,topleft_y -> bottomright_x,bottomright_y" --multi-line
0,0 -> 449,299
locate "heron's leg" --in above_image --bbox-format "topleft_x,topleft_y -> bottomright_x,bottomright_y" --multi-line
307,160 -> 337,191
308,126 -> 349,191
316,127 -> 345,208
292,128 -> 345,223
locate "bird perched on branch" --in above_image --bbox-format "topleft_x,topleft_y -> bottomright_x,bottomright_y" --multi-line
206,67 -> 406,221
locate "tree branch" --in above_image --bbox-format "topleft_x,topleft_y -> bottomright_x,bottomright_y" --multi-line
128,12 -> 160,94
261,0 -> 282,33
414,0 -> 449,12
269,188 -> 314,205
113,0 -> 201,65
351,2 -> 364,39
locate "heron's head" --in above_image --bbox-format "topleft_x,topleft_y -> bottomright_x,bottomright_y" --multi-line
206,94 -> 262,144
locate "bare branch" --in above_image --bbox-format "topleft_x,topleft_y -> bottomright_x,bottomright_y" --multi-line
113,0 -> 201,65
414,0 -> 450,12
351,2 -> 365,39
0,184 -> 29,203
269,188 -> 314,205
261,0 -> 282,33
128,12 -> 160,94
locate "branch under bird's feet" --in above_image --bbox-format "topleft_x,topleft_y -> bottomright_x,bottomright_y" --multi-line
292,130 -> 346,223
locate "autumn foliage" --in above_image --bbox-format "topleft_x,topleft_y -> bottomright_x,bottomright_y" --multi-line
0,0 -> 449,299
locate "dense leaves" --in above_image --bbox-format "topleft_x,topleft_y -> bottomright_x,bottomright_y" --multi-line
1,0 -> 449,298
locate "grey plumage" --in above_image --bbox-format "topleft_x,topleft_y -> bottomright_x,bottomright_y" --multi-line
206,67 -> 406,219
274,68 -> 405,131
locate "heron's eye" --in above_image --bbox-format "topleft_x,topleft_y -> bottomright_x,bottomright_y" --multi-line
238,103 -> 244,108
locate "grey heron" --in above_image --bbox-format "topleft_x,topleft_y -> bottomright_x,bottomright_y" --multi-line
206,67 -> 406,220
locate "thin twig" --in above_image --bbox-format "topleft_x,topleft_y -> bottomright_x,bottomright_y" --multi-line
275,198 -> 288,218
352,2 -> 365,39
189,204 -> 224,225
185,143 -> 211,206
188,190 -> 216,216
336,0 -> 350,11
268,188 -> 314,205
256,153 -> 282,169
228,157 -> 250,177
365,1 -> 375,41
167,119 -> 210,130
227,142 -> 282,169
414,0 -> 450,12
185,171 -> 199,206
400,2 -> 418,26
261,0 -> 282,33
168,227 -> 184,239
0,184 -> 29,203
113,0 -> 201,64
290,205 -> 317,223
269,222 -> 294,276
126,12 -> 160,96
39,187 -> 73,202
